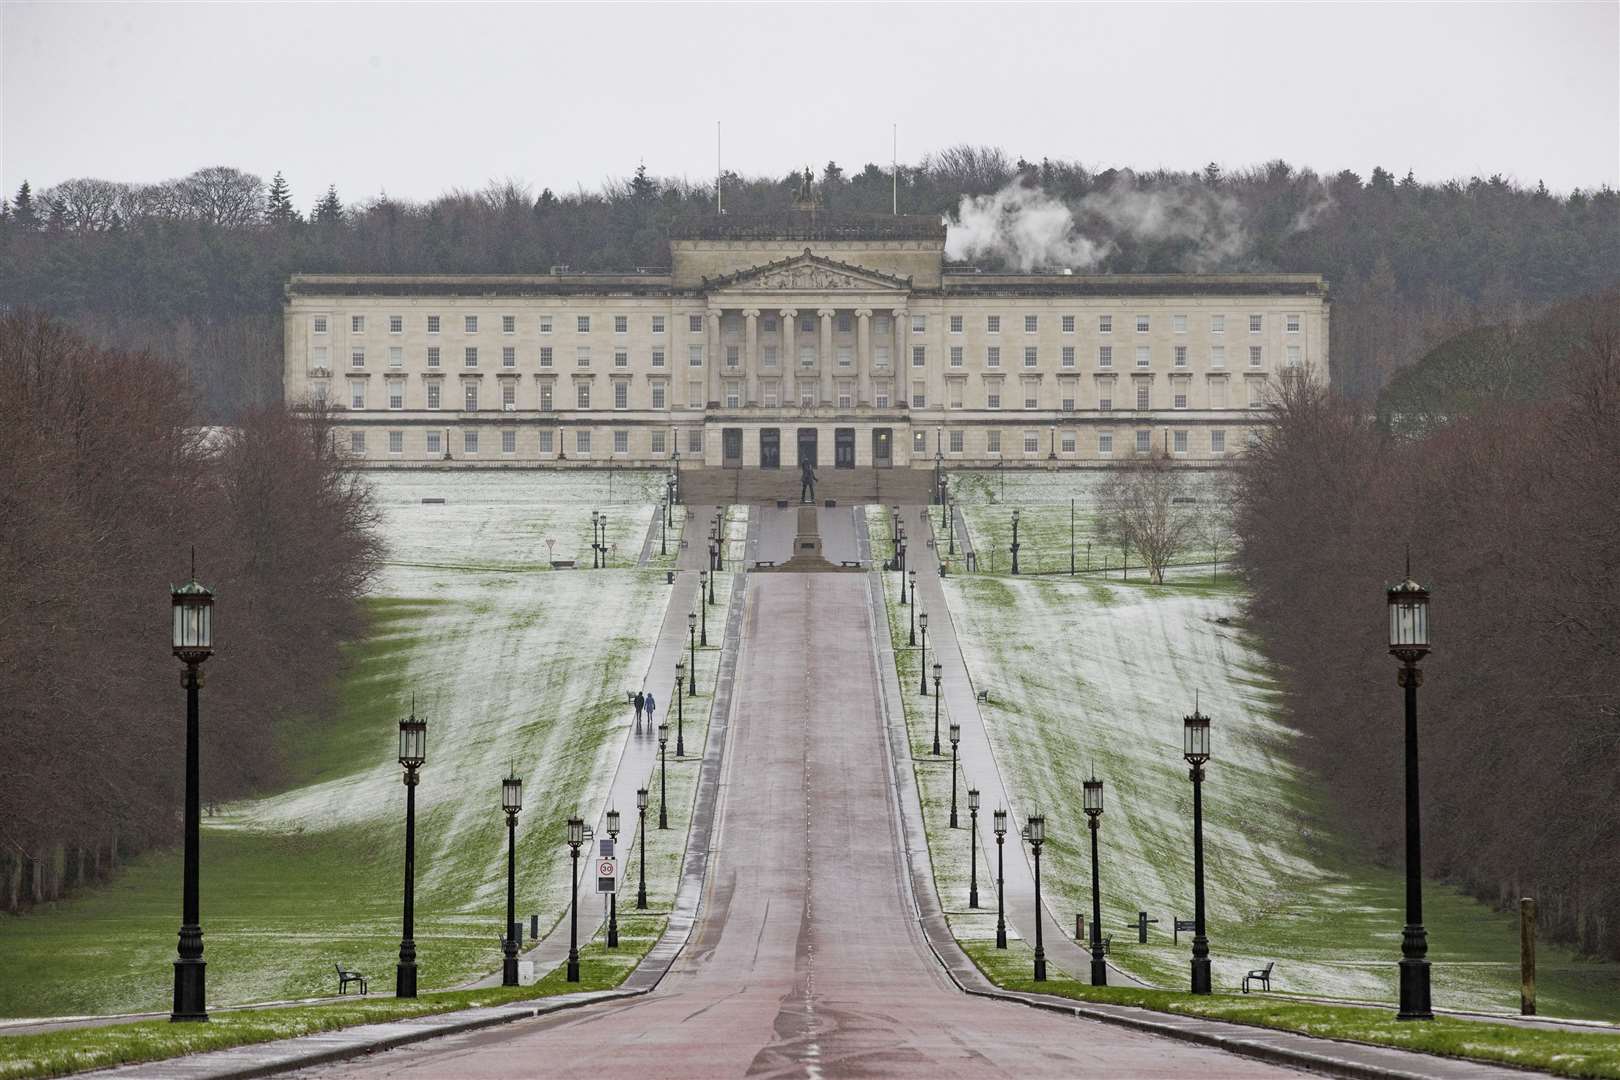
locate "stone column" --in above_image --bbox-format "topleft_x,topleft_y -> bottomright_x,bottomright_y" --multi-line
779,309 -> 798,405
706,310 -> 722,406
892,308 -> 908,408
855,308 -> 873,407
743,309 -> 760,406
818,308 -> 835,406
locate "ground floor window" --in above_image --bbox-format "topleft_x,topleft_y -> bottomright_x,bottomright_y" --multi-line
1135,429 -> 1151,453
614,429 -> 629,455
464,430 -> 479,455
949,429 -> 964,453
1173,429 -> 1188,454
538,429 -> 553,454
651,430 -> 666,455
1061,430 -> 1076,453
576,429 -> 591,455
1211,429 -> 1226,453
688,428 -> 703,454
502,429 -> 517,455
913,430 -> 927,454
426,430 -> 442,455
389,430 -> 403,454
987,430 -> 1001,454
1098,431 -> 1114,455
1023,432 -> 1040,455
350,431 -> 366,455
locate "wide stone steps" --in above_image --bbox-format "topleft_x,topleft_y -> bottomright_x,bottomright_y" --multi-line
678,467 -> 934,506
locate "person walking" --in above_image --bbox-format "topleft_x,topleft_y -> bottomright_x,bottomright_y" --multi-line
644,690 -> 657,732
634,689 -> 646,729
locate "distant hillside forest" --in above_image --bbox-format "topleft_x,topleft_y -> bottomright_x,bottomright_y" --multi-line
1,147 -> 1615,418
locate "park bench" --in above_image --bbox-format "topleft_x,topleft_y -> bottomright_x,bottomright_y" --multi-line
549,559 -> 576,569
975,688 -> 992,704
1242,961 -> 1275,993
334,963 -> 367,995
1173,917 -> 1197,944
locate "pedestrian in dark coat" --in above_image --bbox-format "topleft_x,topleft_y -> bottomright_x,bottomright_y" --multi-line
645,691 -> 657,729
634,690 -> 646,727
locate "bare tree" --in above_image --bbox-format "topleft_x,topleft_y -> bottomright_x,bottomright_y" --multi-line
1095,451 -> 1199,584
176,166 -> 265,227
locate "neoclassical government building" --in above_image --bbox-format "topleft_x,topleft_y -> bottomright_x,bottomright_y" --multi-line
283,213 -> 1327,469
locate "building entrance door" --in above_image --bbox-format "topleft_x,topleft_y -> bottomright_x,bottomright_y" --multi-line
760,428 -> 780,469
722,428 -> 743,468
873,428 -> 892,468
797,428 -> 818,468
834,428 -> 855,469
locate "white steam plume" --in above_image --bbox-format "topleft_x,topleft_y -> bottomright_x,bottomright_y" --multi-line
944,184 -> 1113,271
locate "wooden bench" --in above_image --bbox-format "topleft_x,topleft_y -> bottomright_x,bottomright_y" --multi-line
1242,961 -> 1275,993
334,963 -> 367,995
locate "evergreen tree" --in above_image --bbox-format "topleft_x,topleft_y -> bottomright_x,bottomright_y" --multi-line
266,171 -> 296,225
312,185 -> 344,225
12,181 -> 38,228
1202,162 -> 1223,186
629,164 -> 659,202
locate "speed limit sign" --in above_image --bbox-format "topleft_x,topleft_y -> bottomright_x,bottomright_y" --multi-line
596,855 -> 618,894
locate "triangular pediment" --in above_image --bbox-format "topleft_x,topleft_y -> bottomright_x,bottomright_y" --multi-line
703,250 -> 911,293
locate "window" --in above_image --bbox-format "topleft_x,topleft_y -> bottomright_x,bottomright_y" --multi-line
1061,386 -> 1076,411
837,381 -> 852,409
1249,346 -> 1263,368
464,382 -> 479,411
688,428 -> 703,453
912,315 -> 926,334
724,382 -> 739,408
1023,346 -> 1038,368
1248,381 -> 1263,408
427,430 -> 442,455
726,345 -> 740,369
1249,314 -> 1263,333
575,315 -> 590,334
837,345 -> 853,368
651,430 -> 666,455
1136,346 -> 1151,368
614,429 -> 629,454
1061,430 -> 1076,453
313,315 -> 328,334
1173,314 -> 1187,333
1061,346 -> 1075,368
689,345 -> 704,367
577,383 -> 591,409
388,382 -> 404,410
689,314 -> 704,333
651,315 -> 665,334
539,382 -> 554,410
801,316 -> 814,334
311,381 -> 328,404
502,346 -> 516,368
762,345 -> 778,368
949,315 -> 963,334
1024,432 -> 1039,454
465,315 -> 478,334
426,382 -> 441,409
500,315 -> 514,334
875,383 -> 891,408
537,429 -> 553,454
1024,315 -> 1038,333
539,316 -> 553,334
1136,384 -> 1150,410
1061,314 -> 1075,333
388,315 -> 403,334
1286,313 -> 1301,333
350,430 -> 366,454
914,430 -> 928,454
502,381 -> 516,408
838,312 -> 853,333
950,346 -> 964,368
912,346 -> 926,367
1099,314 -> 1112,334
616,350 -> 629,369
539,346 -> 553,368
464,430 -> 479,454
874,344 -> 890,368
1286,345 -> 1301,368
1136,315 -> 1150,333
577,430 -> 592,455
1098,386 -> 1113,411
987,385 -> 1002,409
577,346 -> 592,368
1173,430 -> 1188,454
1211,429 -> 1226,453
1211,314 -> 1225,334
1210,378 -> 1229,408
652,349 -> 665,369
987,429 -> 1001,454
987,346 -> 1001,368
349,380 -> 365,409
465,347 -> 478,368
614,315 -> 628,334
799,380 -> 816,406
688,380 -> 703,405
1023,381 -> 1038,409
1174,384 -> 1188,409
1247,428 -> 1261,448
312,346 -> 329,369
652,382 -> 666,409
502,429 -> 517,454
911,382 -> 926,408
427,346 -> 441,369
1211,345 -> 1226,369
987,315 -> 1001,333
351,348 -> 365,368
764,316 -> 778,334
949,381 -> 964,409
949,430 -> 963,453
352,315 -> 365,333
1174,345 -> 1188,368
1136,430 -> 1152,453
799,346 -> 816,368
1099,345 -> 1113,368
762,381 -> 779,408
1098,431 -> 1113,455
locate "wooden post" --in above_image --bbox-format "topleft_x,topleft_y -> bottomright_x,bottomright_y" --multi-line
1520,897 -> 1536,1016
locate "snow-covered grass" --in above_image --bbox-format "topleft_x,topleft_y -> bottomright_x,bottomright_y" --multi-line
936,569 -> 1620,1020
0,470 -> 683,1019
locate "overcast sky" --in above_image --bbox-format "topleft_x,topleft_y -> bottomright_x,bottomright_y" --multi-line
3,1 -> 1616,208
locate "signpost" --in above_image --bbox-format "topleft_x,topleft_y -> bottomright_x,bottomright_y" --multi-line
596,838 -> 618,894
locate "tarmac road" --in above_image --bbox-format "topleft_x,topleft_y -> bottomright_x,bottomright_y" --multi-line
299,571 -> 1307,1079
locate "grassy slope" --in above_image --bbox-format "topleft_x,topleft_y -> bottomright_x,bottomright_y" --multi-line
0,470 -> 682,1019
934,471 -> 1619,1021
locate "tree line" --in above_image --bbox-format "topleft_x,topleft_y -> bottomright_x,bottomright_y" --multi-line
0,313 -> 383,911
1,151 -> 1615,418
1232,291 -> 1620,959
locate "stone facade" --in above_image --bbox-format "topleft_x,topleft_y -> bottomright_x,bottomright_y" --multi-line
283,213 -> 1328,469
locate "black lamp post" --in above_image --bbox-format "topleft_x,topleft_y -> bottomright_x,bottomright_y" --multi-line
891,505 -> 900,543
1084,775 -> 1106,986
918,611 -> 929,696
1390,565 -> 1434,1020
931,661 -> 943,755
714,519 -> 725,571
170,567 -> 214,1022
659,500 -> 668,556
908,568 -> 917,608
1010,509 -> 1022,575
565,816 -> 584,982
708,563 -> 717,604
501,771 -> 522,986
1184,705 -> 1212,994
396,706 -> 426,998
688,612 -> 699,694
606,807 -> 621,948
899,527 -> 907,572
1028,812 -> 1047,981
590,511 -> 600,569
708,528 -> 717,571
598,511 -> 608,568
657,722 -> 669,829
967,787 -> 981,908
908,587 -> 917,645
947,502 -> 956,555
948,721 -> 961,827
675,660 -> 686,757
635,787 -> 649,909
902,567 -> 912,606
993,808 -> 1008,948
934,439 -> 945,507
671,447 -> 680,506
699,572 -> 710,622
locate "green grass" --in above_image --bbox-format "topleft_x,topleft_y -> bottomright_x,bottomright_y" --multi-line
0,914 -> 666,1080
961,938 -> 1620,1080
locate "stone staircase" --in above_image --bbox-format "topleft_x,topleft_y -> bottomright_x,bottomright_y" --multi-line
678,467 -> 935,506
